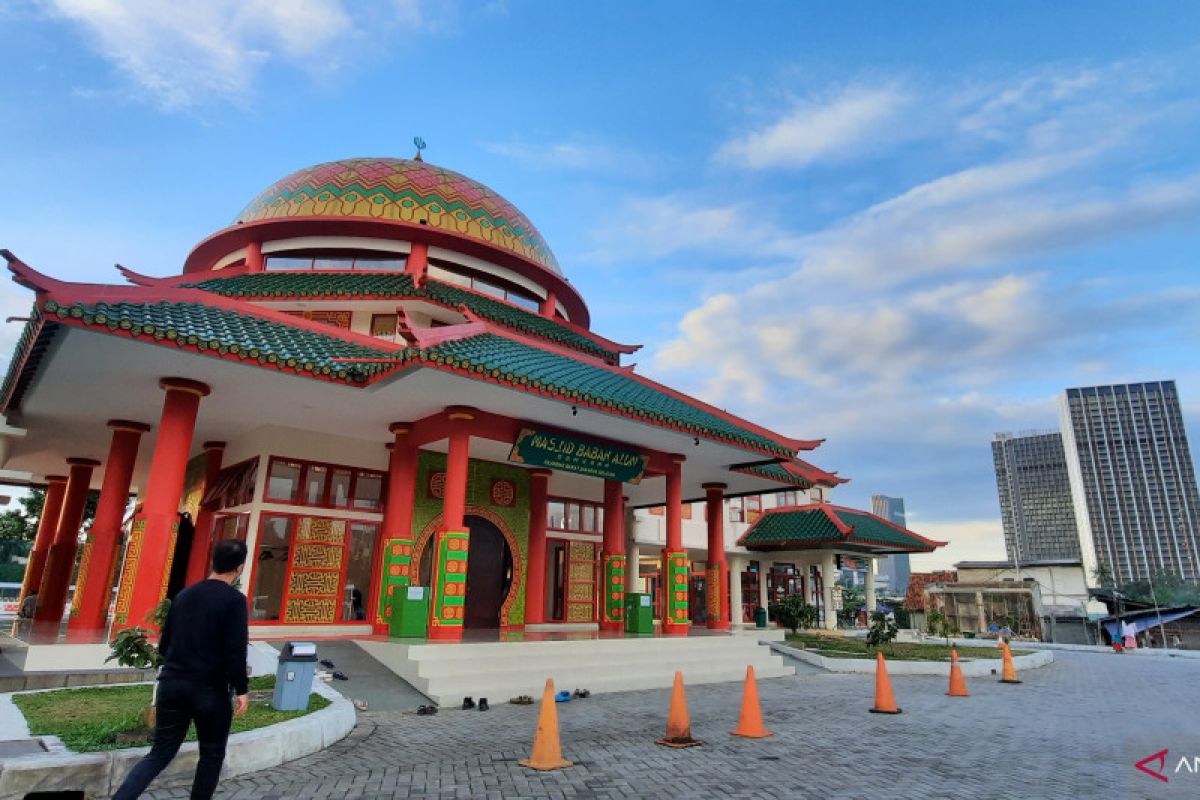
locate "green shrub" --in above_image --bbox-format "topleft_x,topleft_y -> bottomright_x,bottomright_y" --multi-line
768,594 -> 818,633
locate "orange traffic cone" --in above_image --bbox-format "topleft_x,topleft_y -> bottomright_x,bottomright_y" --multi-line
946,649 -> 969,697
656,671 -> 703,747
730,665 -> 773,738
518,679 -> 574,771
869,651 -> 902,714
999,643 -> 1022,684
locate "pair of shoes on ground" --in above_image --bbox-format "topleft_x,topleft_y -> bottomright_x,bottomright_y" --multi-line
573,688 -> 590,699
416,704 -> 439,716
319,659 -> 336,669
509,695 -> 534,705
461,696 -> 490,711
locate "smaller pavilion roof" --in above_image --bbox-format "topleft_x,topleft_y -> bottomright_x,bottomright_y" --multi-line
731,458 -> 846,489
737,504 -> 946,555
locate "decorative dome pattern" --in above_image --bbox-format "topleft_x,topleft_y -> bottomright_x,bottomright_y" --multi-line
236,158 -> 560,274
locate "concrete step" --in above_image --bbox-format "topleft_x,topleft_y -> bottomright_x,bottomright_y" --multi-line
356,634 -> 793,706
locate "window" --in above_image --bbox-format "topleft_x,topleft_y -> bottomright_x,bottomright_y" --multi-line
266,456 -> 387,512
264,254 -> 408,271
778,490 -> 799,507
250,516 -> 292,621
266,460 -> 302,502
370,314 -> 398,340
353,472 -> 383,510
729,495 -> 762,523
343,523 -> 378,621
548,499 -> 603,533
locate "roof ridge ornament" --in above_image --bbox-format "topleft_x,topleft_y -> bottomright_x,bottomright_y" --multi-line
413,136 -> 426,162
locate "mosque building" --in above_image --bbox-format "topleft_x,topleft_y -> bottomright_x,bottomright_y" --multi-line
1,155 -> 943,644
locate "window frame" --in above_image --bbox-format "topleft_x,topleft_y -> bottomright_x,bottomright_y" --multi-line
265,456 -> 385,512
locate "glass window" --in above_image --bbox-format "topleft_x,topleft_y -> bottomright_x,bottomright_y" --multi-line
342,523 -> 377,622
567,503 -> 581,531
266,460 -> 302,502
508,293 -> 540,312
581,505 -> 596,532
548,501 -> 566,530
313,257 -> 355,270
265,256 -> 312,271
251,516 -> 292,621
353,472 -> 383,510
330,469 -> 352,508
304,465 -> 328,505
354,257 -> 406,271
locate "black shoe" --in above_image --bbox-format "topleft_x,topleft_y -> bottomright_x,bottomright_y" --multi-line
461,696 -> 475,710
573,688 -> 590,698
332,671 -> 348,681
478,698 -> 489,711
416,705 -> 430,715
427,704 -> 438,715
320,659 -> 336,669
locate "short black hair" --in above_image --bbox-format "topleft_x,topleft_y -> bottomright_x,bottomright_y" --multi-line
212,539 -> 248,574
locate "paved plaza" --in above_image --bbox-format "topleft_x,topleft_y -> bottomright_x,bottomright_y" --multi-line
144,651 -> 1200,800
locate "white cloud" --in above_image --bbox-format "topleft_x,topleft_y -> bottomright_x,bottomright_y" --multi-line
908,519 -> 1008,571
484,138 -> 656,176
48,0 -> 356,108
716,84 -> 908,169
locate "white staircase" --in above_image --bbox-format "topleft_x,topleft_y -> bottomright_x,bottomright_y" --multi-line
355,632 -> 794,706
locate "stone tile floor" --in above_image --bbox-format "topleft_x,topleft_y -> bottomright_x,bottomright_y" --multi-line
144,650 -> 1200,799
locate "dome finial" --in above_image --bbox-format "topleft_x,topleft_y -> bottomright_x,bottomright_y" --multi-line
413,136 -> 427,162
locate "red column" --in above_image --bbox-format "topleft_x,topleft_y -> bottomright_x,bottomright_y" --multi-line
245,241 -> 264,272
600,479 -> 626,632
68,421 -> 150,636
703,482 -> 729,630
524,469 -> 551,625
428,407 -> 474,641
112,378 -> 210,634
372,424 -> 418,633
34,457 -> 100,633
661,455 -> 690,635
18,475 -> 67,610
183,441 -> 225,586
539,291 -> 558,318
406,242 -> 429,285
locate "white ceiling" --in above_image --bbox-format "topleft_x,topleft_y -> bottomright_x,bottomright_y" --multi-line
2,326 -> 815,504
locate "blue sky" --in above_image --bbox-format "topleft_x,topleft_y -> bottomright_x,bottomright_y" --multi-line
2,1 -> 1199,568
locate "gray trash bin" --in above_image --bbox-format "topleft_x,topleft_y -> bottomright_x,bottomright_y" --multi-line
273,641 -> 318,711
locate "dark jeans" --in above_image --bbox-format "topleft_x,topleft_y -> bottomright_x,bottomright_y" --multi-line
112,678 -> 233,800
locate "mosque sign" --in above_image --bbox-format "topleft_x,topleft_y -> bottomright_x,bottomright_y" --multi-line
509,428 -> 649,484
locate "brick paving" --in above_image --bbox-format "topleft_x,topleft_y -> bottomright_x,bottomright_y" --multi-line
144,650 -> 1200,799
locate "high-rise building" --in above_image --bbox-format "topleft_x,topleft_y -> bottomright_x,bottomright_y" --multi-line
991,432 -> 1080,562
871,495 -> 911,594
1059,381 -> 1200,585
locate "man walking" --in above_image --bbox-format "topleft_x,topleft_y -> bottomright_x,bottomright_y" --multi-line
113,539 -> 250,799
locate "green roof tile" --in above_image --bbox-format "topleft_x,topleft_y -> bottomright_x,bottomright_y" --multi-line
738,507 -> 939,552
417,333 -> 789,455
180,272 -> 619,360
42,299 -> 397,383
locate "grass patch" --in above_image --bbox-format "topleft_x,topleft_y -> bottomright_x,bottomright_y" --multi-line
13,675 -> 330,753
784,632 -> 1030,661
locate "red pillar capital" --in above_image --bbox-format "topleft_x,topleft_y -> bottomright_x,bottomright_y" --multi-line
108,420 -> 152,435
158,377 -> 211,397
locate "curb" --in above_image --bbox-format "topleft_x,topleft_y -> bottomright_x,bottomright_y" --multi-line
0,680 -> 355,800
769,642 -> 1055,676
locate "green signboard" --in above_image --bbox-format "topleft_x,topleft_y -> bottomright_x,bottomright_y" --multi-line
508,427 -> 649,484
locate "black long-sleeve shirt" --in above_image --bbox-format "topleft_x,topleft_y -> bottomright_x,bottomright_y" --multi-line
158,578 -> 249,695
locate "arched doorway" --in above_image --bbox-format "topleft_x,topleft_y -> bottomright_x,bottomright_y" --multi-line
418,515 -> 514,629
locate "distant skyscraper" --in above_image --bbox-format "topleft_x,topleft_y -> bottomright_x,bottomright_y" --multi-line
871,495 -> 911,593
991,432 -> 1080,562
1059,381 -> 1200,585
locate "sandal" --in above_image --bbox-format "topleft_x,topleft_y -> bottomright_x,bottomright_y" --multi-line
332,671 -> 348,681
509,695 -> 534,705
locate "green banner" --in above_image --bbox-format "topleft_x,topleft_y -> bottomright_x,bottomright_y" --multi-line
508,427 -> 649,484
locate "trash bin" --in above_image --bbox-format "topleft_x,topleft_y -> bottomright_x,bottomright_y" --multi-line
389,585 -> 430,639
754,607 -> 768,629
273,641 -> 318,712
624,592 -> 653,634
